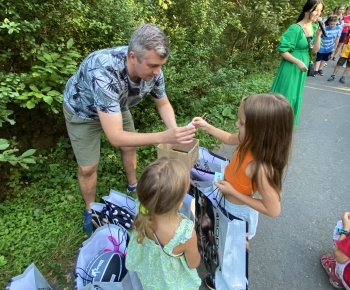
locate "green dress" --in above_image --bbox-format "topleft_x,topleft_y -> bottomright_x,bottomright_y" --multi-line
270,23 -> 317,126
125,211 -> 201,290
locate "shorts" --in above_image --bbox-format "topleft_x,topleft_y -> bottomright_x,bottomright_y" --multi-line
340,32 -> 348,43
63,102 -> 135,166
337,57 -> 350,67
218,192 -> 259,240
316,52 -> 332,62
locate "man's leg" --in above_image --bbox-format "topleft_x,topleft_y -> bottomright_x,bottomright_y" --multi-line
78,163 -> 99,211
120,146 -> 137,187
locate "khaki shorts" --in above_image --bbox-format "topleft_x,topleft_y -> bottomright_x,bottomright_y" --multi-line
63,103 -> 135,166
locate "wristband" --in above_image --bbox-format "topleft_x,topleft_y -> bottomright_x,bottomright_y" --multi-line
337,227 -> 350,236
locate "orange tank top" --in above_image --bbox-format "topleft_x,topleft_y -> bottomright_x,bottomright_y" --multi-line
224,150 -> 256,195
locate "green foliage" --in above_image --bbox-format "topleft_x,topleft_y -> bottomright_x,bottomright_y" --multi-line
0,0 -> 308,287
0,139 -> 36,169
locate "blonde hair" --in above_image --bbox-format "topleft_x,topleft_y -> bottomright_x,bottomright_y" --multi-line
236,93 -> 294,196
132,157 -> 190,244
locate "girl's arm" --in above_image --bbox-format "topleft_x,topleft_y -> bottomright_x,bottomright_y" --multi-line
215,166 -> 281,217
192,117 -> 240,145
334,212 -> 350,264
183,228 -> 201,269
280,52 -> 308,72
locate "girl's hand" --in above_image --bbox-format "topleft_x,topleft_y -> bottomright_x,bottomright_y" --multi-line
342,212 -> 350,231
297,60 -> 308,72
214,178 -> 238,197
192,117 -> 209,131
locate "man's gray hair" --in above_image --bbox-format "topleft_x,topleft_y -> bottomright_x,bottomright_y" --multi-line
128,24 -> 169,61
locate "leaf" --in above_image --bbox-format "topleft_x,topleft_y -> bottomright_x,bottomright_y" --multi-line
21,158 -> 36,164
222,107 -> 232,116
67,38 -> 74,49
0,139 -> 10,150
0,255 -> 7,267
41,86 -> 52,92
43,95 -> 53,105
43,53 -> 52,62
29,84 -> 39,92
21,149 -> 36,157
26,101 -> 36,109
47,90 -> 60,96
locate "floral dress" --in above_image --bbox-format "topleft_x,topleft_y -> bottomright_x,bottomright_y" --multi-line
125,213 -> 201,289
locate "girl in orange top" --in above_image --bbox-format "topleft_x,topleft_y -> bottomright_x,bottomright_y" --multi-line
192,93 -> 294,239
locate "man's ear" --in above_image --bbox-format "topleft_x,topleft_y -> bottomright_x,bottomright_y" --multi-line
129,51 -> 137,64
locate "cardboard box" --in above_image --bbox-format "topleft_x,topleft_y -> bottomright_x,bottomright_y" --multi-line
157,139 -> 199,171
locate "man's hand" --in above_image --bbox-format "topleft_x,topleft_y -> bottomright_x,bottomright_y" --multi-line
163,126 -> 196,144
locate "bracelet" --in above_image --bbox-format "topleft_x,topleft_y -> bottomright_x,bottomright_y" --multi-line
337,227 -> 350,236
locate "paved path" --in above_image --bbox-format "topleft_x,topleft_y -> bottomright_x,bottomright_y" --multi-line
210,60 -> 350,289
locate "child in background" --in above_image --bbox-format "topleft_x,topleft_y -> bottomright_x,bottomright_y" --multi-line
321,212 -> 350,289
314,15 -> 341,76
192,93 -> 294,240
328,34 -> 350,83
332,6 -> 350,61
125,157 -> 201,290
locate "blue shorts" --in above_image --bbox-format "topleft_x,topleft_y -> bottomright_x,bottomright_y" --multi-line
316,52 -> 332,62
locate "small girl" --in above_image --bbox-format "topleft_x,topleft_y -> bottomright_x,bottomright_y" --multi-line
125,157 -> 201,289
192,93 -> 294,239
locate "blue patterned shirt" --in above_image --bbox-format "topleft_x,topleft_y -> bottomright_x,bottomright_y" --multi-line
63,46 -> 166,120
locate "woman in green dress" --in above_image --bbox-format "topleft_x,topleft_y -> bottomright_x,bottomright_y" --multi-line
270,0 -> 324,126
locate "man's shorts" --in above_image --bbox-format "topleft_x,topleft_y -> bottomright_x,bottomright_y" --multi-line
316,52 -> 332,62
337,57 -> 350,67
63,103 -> 135,166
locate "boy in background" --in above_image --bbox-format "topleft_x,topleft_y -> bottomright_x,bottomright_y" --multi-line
314,15 -> 341,76
328,34 -> 350,83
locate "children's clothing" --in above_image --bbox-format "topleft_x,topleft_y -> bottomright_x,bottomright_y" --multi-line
125,210 -> 201,290
331,220 -> 350,289
223,148 -> 259,239
341,35 -> 350,59
224,150 -> 256,195
318,25 -> 342,54
218,193 -> 258,239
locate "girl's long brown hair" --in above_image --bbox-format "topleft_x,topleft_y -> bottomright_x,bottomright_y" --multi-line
236,93 -> 294,196
132,157 -> 190,244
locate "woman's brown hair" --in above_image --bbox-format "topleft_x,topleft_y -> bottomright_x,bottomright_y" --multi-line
132,157 -> 190,244
236,93 -> 294,196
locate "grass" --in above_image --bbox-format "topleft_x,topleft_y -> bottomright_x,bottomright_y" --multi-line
0,56 -> 280,288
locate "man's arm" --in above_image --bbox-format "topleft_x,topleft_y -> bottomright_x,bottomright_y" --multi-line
97,110 -> 195,147
153,96 -> 177,129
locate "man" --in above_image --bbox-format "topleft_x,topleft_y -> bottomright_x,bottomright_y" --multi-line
63,24 -> 196,233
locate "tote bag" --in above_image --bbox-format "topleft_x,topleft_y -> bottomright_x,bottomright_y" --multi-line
194,187 -> 248,290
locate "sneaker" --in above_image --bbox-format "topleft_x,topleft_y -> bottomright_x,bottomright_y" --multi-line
343,64 -> 347,68
328,75 -> 336,81
127,183 -> 137,194
339,76 -> 345,83
325,62 -> 328,66
204,276 -> 215,290
321,254 -> 345,289
83,209 -> 93,234
318,70 -> 324,76
313,71 -> 318,77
